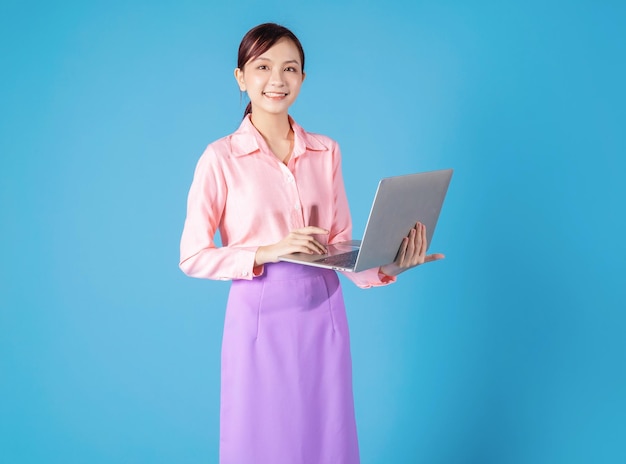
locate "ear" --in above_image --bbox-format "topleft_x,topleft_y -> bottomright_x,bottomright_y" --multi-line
301,71 -> 306,84
234,68 -> 246,91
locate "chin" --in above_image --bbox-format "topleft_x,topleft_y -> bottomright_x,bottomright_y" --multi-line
253,105 -> 292,116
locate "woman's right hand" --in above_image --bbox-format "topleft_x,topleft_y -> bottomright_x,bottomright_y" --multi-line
255,227 -> 329,266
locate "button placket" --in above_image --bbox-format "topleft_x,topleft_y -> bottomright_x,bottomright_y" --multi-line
280,163 -> 304,228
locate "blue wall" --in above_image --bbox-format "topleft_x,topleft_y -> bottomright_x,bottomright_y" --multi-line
1,1 -> 624,463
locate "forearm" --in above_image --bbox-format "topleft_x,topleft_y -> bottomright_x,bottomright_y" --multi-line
180,246 -> 261,280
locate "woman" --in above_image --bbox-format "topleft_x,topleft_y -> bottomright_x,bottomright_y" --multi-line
180,23 -> 444,464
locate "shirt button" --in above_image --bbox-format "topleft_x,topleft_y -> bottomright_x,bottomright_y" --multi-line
294,203 -> 300,210
286,176 -> 294,183
241,271 -> 249,277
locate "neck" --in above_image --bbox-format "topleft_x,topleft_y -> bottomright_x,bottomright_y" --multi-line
249,111 -> 292,142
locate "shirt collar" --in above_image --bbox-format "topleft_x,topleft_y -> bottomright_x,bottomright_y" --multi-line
229,114 -> 328,158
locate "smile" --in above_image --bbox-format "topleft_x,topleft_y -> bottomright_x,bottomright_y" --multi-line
263,92 -> 289,98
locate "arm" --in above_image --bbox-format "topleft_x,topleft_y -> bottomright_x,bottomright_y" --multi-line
179,149 -> 260,280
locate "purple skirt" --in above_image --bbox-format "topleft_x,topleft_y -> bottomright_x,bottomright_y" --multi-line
220,262 -> 360,464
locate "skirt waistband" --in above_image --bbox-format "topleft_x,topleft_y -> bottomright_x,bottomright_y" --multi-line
245,261 -> 334,282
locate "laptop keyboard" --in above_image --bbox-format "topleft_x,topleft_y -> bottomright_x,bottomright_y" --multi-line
314,250 -> 359,268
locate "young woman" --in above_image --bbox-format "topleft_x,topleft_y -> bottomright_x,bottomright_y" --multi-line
180,23 -> 443,464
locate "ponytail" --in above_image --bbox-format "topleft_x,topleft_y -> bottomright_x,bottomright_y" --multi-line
243,101 -> 252,119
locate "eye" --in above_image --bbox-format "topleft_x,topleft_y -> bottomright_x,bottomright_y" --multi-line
257,65 -> 269,70
284,66 -> 297,72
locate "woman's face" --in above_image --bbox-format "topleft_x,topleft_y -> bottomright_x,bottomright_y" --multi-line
235,38 -> 305,117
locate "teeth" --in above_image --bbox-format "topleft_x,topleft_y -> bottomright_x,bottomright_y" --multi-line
264,92 -> 287,97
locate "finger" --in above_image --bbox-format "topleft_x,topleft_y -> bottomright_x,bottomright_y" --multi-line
306,236 -> 328,253
289,243 -> 321,255
399,234 -> 412,267
408,227 -> 422,266
404,228 -> 416,266
418,222 -> 427,257
291,227 -> 329,252
424,253 -> 445,263
290,236 -> 327,254
293,226 -> 329,235
395,237 -> 409,264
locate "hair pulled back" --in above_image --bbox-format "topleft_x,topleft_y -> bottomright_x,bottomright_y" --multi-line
237,23 -> 305,118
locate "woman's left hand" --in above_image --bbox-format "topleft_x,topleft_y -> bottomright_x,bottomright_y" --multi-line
379,222 -> 445,277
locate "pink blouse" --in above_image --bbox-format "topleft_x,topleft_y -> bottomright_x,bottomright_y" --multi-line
179,115 -> 395,288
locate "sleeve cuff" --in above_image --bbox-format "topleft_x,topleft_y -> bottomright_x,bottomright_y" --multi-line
234,248 -> 260,280
377,268 -> 397,284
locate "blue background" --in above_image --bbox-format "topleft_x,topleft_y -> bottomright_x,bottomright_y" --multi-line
1,0 -> 625,463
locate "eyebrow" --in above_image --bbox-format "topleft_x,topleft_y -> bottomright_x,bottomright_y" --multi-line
253,57 -> 301,66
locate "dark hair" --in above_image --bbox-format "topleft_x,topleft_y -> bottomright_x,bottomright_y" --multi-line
237,23 -> 305,118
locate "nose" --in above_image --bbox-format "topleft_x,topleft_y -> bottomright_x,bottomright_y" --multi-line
269,67 -> 285,87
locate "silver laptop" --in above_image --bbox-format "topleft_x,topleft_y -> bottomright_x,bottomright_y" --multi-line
278,168 -> 453,272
